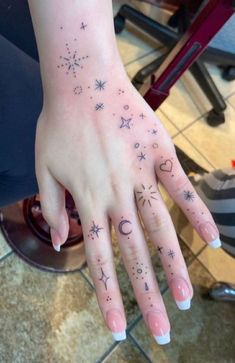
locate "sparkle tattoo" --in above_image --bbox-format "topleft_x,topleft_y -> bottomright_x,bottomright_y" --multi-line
57,42 -> 89,78
137,152 -> 146,161
118,218 -> 132,236
131,261 -> 148,280
88,221 -> 103,238
95,103 -> 104,111
99,267 -> 110,290
157,246 -> 163,254
139,113 -> 146,119
95,79 -> 106,91
183,190 -> 195,202
120,117 -> 132,129
136,184 -> 158,207
168,249 -> 175,259
80,22 -> 88,30
159,159 -> 173,173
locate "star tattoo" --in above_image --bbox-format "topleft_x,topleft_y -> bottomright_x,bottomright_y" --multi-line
57,43 -> 89,78
139,113 -> 146,119
99,268 -> 110,290
120,117 -> 132,129
136,184 -> 158,207
89,221 -> 103,238
137,152 -> 146,161
95,79 -> 106,91
157,246 -> 163,254
183,190 -> 195,202
168,249 -> 175,259
80,22 -> 88,30
95,103 -> 104,111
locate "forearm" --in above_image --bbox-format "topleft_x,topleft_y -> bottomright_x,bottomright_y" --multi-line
28,0 -> 126,105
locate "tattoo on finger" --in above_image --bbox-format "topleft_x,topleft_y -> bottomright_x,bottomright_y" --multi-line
136,184 -> 158,207
99,267 -> 110,290
118,217 -> 132,239
88,221 -> 104,239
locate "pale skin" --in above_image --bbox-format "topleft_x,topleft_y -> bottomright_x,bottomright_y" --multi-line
28,0 -> 221,344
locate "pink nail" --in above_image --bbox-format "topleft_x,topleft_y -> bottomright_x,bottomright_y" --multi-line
50,228 -> 61,251
170,278 -> 191,310
199,222 -> 221,248
106,309 -> 126,341
147,311 -> 170,338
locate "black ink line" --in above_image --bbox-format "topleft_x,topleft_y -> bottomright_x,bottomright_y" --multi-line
95,103 -> 104,111
118,219 -> 132,236
99,268 -> 110,290
159,159 -> 173,172
95,79 -> 106,91
89,221 -> 103,238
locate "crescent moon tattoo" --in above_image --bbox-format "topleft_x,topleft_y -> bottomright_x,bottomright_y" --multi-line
118,220 -> 132,235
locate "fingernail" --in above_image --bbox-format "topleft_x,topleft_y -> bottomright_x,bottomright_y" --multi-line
106,309 -> 126,341
147,312 -> 170,345
50,228 -> 61,252
199,222 -> 221,248
170,278 -> 191,310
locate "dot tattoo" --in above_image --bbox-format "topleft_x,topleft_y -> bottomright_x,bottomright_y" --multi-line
168,249 -> 175,259
159,159 -> 173,173
118,218 -> 132,236
183,190 -> 195,202
57,43 -> 89,78
132,261 -> 148,280
73,85 -> 83,95
95,79 -> 106,91
88,221 -> 103,238
106,296 -> 112,302
118,88 -> 125,95
137,152 -> 146,161
136,184 -> 158,207
80,22 -> 88,30
120,117 -> 132,129
99,267 -> 110,290
95,103 -> 104,111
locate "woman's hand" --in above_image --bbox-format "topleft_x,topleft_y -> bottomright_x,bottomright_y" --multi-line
35,68 -> 221,344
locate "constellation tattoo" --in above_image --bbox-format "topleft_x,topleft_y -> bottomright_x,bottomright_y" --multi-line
131,261 -> 148,280
118,218 -> 132,236
120,117 -> 132,129
95,79 -> 106,91
159,159 -> 173,173
137,152 -> 146,161
73,85 -> 83,95
157,246 -> 163,254
183,190 -> 195,202
88,221 -> 103,238
57,42 -> 89,78
168,249 -> 175,259
99,267 -> 110,290
118,89 -> 125,95
80,22 -> 88,30
95,103 -> 104,111
136,184 -> 158,207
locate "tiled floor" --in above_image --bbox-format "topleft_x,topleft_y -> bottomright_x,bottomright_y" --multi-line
1,3 -> 235,363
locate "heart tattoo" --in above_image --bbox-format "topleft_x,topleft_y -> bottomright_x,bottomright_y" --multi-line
159,159 -> 173,172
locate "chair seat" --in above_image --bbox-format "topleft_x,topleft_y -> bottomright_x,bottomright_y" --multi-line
210,14 -> 235,53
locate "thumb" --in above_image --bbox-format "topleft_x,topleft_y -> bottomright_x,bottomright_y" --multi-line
37,169 -> 69,252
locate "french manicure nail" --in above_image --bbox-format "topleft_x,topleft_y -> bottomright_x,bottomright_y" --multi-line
50,228 -> 61,252
147,312 -> 170,345
170,278 -> 191,310
53,244 -> 60,252
106,309 -> 126,341
199,222 -> 221,248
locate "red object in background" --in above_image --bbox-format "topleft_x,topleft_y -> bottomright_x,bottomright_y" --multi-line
231,160 -> 235,168
144,0 -> 235,109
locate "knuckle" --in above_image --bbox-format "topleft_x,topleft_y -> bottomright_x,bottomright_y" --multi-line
147,214 -> 169,234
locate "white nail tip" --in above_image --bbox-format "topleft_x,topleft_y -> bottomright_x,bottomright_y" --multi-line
176,298 -> 191,310
53,244 -> 60,252
155,332 -> 171,345
112,331 -> 126,341
209,237 -> 222,249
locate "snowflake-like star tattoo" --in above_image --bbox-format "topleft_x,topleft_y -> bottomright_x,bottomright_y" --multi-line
57,43 -> 89,78
183,190 -> 195,202
120,117 -> 132,129
168,249 -> 175,259
136,184 -> 157,207
95,79 -> 106,91
99,268 -> 110,290
95,103 -> 104,111
89,221 -> 103,238
137,152 -> 146,161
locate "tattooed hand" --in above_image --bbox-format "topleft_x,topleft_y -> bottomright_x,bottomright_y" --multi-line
29,0 -> 221,346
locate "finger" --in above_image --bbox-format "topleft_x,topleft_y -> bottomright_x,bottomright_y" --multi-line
134,178 -> 193,311
109,200 -> 171,345
35,167 -> 69,251
155,150 -> 221,248
76,206 -> 127,341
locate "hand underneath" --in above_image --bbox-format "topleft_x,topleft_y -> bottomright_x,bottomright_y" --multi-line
35,68 -> 220,344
